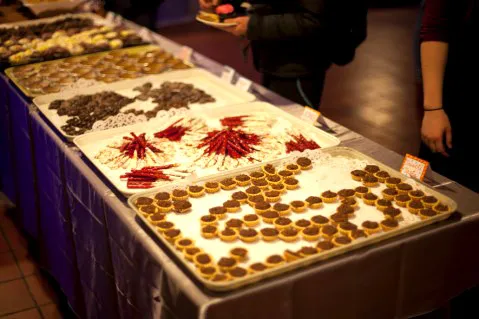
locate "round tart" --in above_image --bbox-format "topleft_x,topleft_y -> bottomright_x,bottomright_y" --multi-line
305,196 -> 323,209
265,255 -> 286,267
407,200 -> 424,215
433,203 -> 449,213
163,229 -> 182,243
355,186 -> 370,198
338,222 -> 358,235
148,212 -> 166,226
283,178 -> 299,190
337,204 -> 355,217
264,190 -> 281,203
422,196 -> 439,208
210,273 -> 230,282
274,217 -> 293,230
266,175 -> 282,186
223,200 -> 241,213
243,214 -> 260,227
248,194 -> 266,207
239,228 -> 259,243
199,266 -> 218,279
270,183 -> 286,194
194,253 -> 213,268
285,164 -> 300,174
187,185 -> 205,198
205,181 -> 220,193
279,228 -> 299,242
226,218 -> 244,229
248,262 -> 268,274
229,267 -> 248,279
376,199 -> 393,212
320,225 -> 338,240
172,189 -> 188,201
229,247 -> 248,262
209,206 -> 227,220
245,186 -> 262,197
350,229 -> 368,240
217,257 -> 237,272
252,179 -> 269,189
302,226 -> 321,241
361,221 -> 381,235
330,213 -> 349,225
173,200 -> 192,214
321,191 -> 338,203
290,200 -> 307,213
294,219 -> 312,231
296,157 -> 313,170
219,228 -> 238,242
351,170 -> 367,181
332,236 -> 352,247
283,250 -> 302,262
249,171 -> 266,180
299,246 -> 317,257
260,227 -> 279,241
386,177 -> 402,189
175,238 -> 194,251
419,208 -> 437,220
311,215 -> 329,227
255,202 -> 272,215
363,174 -> 379,187
364,165 -> 380,174
317,240 -> 335,252
140,204 -> 158,216
154,192 -> 171,202
338,189 -> 356,200
395,194 -> 412,208
384,207 -> 402,220
363,193 -> 379,206
135,197 -> 154,207
341,197 -> 358,209
409,190 -> 425,200
396,183 -> 413,195
234,174 -> 251,186
220,178 -> 237,190
261,210 -> 280,224
380,219 -> 399,231
201,225 -> 218,239
262,164 -> 277,176
278,170 -> 294,178
157,221 -> 174,233
200,215 -> 218,226
382,188 -> 399,201
374,171 -> 390,183
156,200 -> 173,213
232,191 -> 248,204
184,247 -> 202,262
273,203 -> 291,216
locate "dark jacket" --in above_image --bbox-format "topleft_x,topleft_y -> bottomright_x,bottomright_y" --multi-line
246,0 -> 367,77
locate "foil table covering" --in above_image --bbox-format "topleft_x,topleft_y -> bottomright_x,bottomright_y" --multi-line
1,14 -> 478,319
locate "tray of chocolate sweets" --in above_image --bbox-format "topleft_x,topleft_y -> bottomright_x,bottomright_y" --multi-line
0,13 -> 146,67
6,44 -> 192,97
73,101 -> 340,196
127,146 -> 457,291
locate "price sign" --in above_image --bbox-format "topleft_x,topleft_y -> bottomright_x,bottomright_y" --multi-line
221,66 -> 236,83
400,154 -> 429,181
301,106 -> 321,125
178,46 -> 193,63
235,76 -> 252,92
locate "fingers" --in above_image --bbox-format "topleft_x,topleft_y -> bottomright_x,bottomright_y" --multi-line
422,133 -> 449,157
435,139 -> 449,157
445,126 -> 453,149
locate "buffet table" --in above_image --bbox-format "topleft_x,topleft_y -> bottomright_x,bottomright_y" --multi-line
1,14 -> 478,319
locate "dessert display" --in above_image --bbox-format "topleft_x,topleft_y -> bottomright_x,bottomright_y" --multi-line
0,16 -> 146,66
130,149 -> 454,289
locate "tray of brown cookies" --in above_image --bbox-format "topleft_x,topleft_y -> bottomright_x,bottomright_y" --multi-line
127,146 -> 457,291
6,44 -> 191,97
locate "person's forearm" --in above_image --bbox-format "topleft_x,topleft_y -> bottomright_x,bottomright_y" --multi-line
421,41 -> 448,108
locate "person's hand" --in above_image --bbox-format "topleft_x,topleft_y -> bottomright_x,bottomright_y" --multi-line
199,0 -> 220,11
421,109 -> 452,157
223,16 -> 250,37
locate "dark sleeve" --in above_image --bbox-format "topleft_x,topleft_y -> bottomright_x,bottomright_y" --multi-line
246,0 -> 326,41
420,0 -> 450,42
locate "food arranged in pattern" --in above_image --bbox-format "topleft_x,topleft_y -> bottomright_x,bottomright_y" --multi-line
8,46 -> 190,96
0,17 -> 145,65
131,155 -> 452,283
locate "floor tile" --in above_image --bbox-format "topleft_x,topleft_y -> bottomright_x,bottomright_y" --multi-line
12,246 -> 37,276
2,225 -> 28,251
0,251 -> 22,282
0,308 -> 42,319
0,232 -> 9,253
25,274 -> 57,306
40,304 -> 63,319
0,279 -> 36,316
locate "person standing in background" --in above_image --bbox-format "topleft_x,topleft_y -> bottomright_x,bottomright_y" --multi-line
419,0 -> 478,192
199,0 -> 367,109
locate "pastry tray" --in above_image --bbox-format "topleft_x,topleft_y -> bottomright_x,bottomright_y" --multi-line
6,44 -> 193,97
0,13 -> 110,28
20,0 -> 86,17
127,147 -> 457,292
72,101 -> 340,196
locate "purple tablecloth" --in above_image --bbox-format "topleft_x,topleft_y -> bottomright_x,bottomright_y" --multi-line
1,18 -> 478,319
